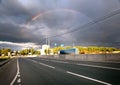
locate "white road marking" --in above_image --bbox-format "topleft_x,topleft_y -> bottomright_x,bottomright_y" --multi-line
66,71 -> 112,85
77,63 -> 120,71
40,58 -> 69,64
107,62 -> 120,64
41,59 -> 50,61
39,62 -> 55,69
51,60 -> 69,64
31,60 -> 38,63
17,78 -> 21,83
89,61 -> 120,64
10,58 -> 20,85
30,59 -> 55,69
17,74 -> 20,77
40,58 -> 120,71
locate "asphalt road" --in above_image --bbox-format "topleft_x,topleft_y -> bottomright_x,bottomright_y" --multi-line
0,57 -> 120,85
0,58 -> 17,85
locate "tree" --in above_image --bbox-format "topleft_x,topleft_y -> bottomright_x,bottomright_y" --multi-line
0,48 -> 11,56
34,51 -> 40,55
29,48 -> 35,55
0,49 -> 1,56
45,49 -> 51,55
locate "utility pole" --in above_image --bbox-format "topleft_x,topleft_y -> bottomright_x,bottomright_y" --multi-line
46,35 -> 50,46
72,42 -> 75,48
48,38 -> 50,47
46,35 -> 48,45
45,35 -> 51,55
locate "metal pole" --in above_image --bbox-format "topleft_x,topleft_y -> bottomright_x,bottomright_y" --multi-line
46,35 -> 48,45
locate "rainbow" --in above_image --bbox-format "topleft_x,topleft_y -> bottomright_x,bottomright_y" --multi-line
26,8 -> 92,30
31,9 -> 90,21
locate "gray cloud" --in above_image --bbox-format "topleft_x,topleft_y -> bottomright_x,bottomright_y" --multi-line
0,0 -> 120,50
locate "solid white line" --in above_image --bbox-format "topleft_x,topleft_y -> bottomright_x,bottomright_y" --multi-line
10,58 -> 20,85
39,62 -> 55,69
77,63 -> 120,71
66,71 -> 112,85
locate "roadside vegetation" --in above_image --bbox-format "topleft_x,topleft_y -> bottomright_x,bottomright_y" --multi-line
52,46 -> 120,54
0,58 -> 9,62
0,48 -> 40,58
0,46 -> 120,57
0,48 -> 11,60
19,48 -> 40,56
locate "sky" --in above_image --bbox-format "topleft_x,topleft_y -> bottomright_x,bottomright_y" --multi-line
0,0 -> 120,50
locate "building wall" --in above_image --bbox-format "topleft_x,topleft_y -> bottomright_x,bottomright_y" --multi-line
40,45 -> 50,55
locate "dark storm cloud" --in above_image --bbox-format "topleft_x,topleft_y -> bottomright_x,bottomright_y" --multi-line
68,0 -> 120,18
0,0 -> 29,15
0,0 -> 120,50
66,13 -> 120,47
0,0 -> 41,43
0,22 -> 27,42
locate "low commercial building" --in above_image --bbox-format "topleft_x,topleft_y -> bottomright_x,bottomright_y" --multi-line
59,48 -> 79,55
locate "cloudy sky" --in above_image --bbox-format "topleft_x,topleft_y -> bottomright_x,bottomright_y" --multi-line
0,0 -> 120,50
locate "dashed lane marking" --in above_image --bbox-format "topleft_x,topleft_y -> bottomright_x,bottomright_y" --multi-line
77,63 -> 120,71
17,78 -> 21,83
66,71 -> 112,85
29,59 -> 55,69
41,59 -> 50,61
41,59 -> 120,71
17,74 -> 20,77
29,58 -> 113,85
51,60 -> 69,64
39,62 -> 55,69
40,58 -> 69,64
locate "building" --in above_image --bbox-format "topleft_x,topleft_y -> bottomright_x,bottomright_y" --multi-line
59,48 -> 79,55
40,45 -> 50,55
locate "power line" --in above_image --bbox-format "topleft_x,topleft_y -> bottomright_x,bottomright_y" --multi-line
53,8 -> 120,37
39,8 -> 120,44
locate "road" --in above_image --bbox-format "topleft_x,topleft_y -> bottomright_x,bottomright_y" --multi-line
0,57 -> 120,85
